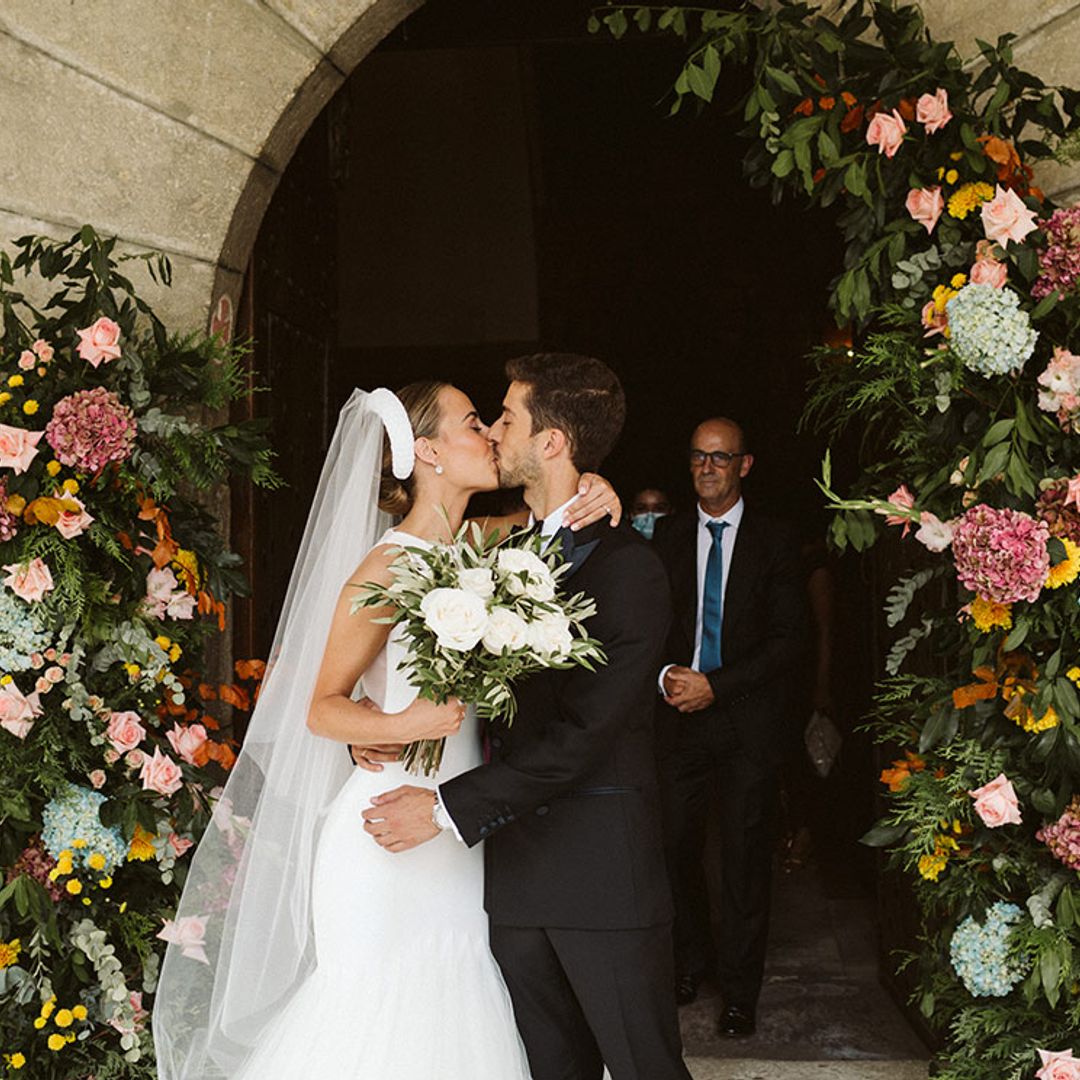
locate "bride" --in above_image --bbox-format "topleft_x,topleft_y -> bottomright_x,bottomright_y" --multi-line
153,382 -> 620,1079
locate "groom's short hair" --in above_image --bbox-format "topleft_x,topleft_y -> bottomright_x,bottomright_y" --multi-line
505,352 -> 626,471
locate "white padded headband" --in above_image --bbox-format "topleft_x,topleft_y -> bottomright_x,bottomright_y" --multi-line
367,387 -> 415,480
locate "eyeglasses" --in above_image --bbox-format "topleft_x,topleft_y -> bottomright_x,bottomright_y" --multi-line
689,449 -> 745,468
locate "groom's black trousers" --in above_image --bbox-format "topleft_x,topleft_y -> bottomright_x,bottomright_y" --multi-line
490,922 -> 690,1080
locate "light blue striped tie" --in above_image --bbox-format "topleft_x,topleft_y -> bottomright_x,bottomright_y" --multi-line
699,520 -> 728,673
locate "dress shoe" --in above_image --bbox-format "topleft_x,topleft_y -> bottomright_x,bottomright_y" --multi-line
717,1004 -> 756,1038
674,972 -> 701,1006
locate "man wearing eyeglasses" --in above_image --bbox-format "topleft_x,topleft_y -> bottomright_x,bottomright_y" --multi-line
652,417 -> 805,1038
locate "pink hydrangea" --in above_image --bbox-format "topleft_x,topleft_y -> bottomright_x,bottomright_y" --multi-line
951,504 -> 1050,603
45,387 -> 136,473
5,836 -> 63,902
0,479 -> 20,543
1037,797 -> 1080,872
1033,205 -> 1080,300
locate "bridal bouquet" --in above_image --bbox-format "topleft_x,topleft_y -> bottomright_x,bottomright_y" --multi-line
354,522 -> 605,774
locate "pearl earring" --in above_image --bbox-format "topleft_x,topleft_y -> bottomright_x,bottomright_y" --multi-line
435,464 -> 444,475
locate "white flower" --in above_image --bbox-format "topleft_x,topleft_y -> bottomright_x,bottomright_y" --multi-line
497,548 -> 555,601
458,567 -> 496,600
915,512 -> 954,553
527,613 -> 574,659
482,607 -> 530,654
419,587 -> 489,651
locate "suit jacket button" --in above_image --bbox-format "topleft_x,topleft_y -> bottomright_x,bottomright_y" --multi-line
535,805 -> 549,816
491,736 -> 503,749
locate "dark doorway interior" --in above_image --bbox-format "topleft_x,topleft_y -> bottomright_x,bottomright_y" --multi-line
231,0 -> 919,1049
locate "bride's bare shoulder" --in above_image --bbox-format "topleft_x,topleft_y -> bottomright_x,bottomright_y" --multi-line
345,542 -> 399,591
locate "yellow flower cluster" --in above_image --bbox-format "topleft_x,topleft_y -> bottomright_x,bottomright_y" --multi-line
0,937 -> 21,969
918,833 -> 959,881
1014,704 -> 1060,733
33,996 -> 87,1052
46,460 -> 61,477
173,547 -> 201,587
3,1051 -> 26,1069
155,634 -> 183,663
947,181 -> 995,219
127,823 -> 156,862
47,846 -> 112,902
1046,538 -> 1080,589
970,596 -> 1013,633
1068,666 -> 1080,686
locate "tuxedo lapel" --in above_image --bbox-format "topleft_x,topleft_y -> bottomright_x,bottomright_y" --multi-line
556,522 -> 602,580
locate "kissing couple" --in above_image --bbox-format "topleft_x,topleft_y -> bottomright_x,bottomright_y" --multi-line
154,353 -> 691,1080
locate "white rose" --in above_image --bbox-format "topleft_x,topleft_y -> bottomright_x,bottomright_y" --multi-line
458,567 -> 496,600
482,607 -> 530,654
419,587 -> 489,651
528,613 -> 574,659
498,548 -> 556,601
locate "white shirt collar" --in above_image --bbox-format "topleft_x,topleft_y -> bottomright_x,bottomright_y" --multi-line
529,495 -> 579,538
697,496 -> 744,530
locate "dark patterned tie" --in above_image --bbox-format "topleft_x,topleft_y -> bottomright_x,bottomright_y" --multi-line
699,520 -> 728,673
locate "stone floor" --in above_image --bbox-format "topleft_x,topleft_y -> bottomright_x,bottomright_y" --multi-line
679,855 -> 930,1079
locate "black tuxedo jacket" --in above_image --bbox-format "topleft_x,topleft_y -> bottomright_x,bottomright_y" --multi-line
439,520 -> 674,931
652,506 -> 805,764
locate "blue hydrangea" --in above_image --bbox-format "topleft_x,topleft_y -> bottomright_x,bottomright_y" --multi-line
949,900 -> 1030,997
0,589 -> 51,673
41,785 -> 127,873
946,283 -> 1038,377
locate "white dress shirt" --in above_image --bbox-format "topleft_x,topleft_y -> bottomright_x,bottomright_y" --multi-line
659,497 -> 744,692
435,494 -> 577,835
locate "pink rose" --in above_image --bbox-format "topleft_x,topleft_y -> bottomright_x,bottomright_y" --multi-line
166,723 -> 208,766
970,256 -> 1008,289
44,665 -> 64,684
905,186 -> 944,234
125,748 -> 145,768
968,773 -> 1022,828
103,748 -> 120,764
981,185 -> 1039,247
32,339 -> 54,363
54,494 -> 94,540
866,109 -> 907,158
0,684 -> 42,739
168,832 -> 194,857
1037,1049 -> 1080,1080
0,424 -> 43,475
29,652 -> 43,670
3,558 -> 54,603
17,350 -> 35,371
157,915 -> 208,964
105,710 -> 146,753
76,317 -> 122,368
88,769 -> 106,789
139,746 -> 183,796
34,677 -> 50,695
916,88 -> 952,134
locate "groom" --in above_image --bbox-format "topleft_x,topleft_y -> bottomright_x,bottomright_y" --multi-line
364,353 -> 690,1080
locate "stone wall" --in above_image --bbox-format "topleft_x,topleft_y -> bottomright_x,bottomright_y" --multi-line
0,0 -> 1078,332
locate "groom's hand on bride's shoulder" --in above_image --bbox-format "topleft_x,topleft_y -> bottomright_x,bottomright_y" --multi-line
362,785 -> 440,851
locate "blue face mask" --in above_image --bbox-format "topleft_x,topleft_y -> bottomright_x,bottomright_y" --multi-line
631,511 -> 665,540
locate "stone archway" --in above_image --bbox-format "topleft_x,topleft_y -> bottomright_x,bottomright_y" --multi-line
3,0 -> 1080,337
0,0 -> 422,334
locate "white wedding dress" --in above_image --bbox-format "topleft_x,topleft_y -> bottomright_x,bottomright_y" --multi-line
236,530 -> 532,1079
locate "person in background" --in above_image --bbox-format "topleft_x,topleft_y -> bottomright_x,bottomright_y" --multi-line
630,487 -> 674,540
652,417 -> 805,1038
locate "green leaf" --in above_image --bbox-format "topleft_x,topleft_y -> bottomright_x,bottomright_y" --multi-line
765,65 -> 801,96
1057,886 -> 1076,930
772,149 -> 796,178
603,10 -> 629,39
981,418 -> 1015,446
1031,290 -> 1059,320
860,820 -> 908,847
977,441 -> 1010,485
586,14 -> 600,34
986,81 -> 1011,118
1003,618 -> 1030,651
919,705 -> 959,752
633,8 -> 652,32
1040,946 -> 1062,1008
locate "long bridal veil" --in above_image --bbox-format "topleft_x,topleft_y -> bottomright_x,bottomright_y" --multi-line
154,389 -> 394,1079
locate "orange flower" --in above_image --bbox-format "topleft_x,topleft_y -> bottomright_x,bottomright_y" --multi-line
880,750 -> 925,792
818,96 -> 836,111
841,91 -> 857,107
812,167 -> 827,185
897,97 -> 916,121
793,98 -> 814,116
813,73 -> 827,88
840,103 -> 865,133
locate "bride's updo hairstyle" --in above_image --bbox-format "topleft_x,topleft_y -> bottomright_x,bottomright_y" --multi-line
377,380 -> 449,515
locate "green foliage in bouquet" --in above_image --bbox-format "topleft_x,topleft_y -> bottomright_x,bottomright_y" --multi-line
354,520 -> 605,775
0,228 -> 276,1078
594,1 -> 1080,1076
